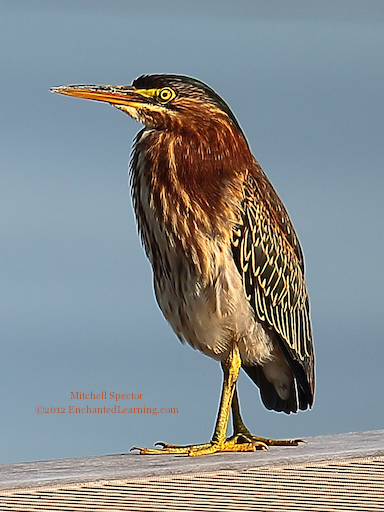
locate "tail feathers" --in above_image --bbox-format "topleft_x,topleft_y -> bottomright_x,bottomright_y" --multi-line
242,364 -> 309,414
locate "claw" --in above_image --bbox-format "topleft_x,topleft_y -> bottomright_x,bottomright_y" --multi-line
252,440 -> 269,450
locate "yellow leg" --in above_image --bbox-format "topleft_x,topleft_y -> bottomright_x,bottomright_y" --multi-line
132,343 -> 304,456
132,343 -> 256,455
230,387 -> 304,447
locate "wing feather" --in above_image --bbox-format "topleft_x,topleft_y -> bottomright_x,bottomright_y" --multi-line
232,163 -> 315,408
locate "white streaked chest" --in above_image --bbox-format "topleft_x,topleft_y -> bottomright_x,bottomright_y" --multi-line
131,133 -> 274,365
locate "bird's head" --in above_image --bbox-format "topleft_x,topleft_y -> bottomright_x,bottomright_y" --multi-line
51,74 -> 256,267
51,74 -> 246,140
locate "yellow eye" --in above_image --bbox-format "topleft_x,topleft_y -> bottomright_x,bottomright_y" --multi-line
157,87 -> 176,104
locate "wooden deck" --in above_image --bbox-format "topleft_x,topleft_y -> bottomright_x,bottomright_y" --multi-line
1,430 -> 383,510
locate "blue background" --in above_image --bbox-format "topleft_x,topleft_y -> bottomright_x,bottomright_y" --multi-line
1,0 -> 383,464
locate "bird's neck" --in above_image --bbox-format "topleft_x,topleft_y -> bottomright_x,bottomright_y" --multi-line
131,125 -> 253,272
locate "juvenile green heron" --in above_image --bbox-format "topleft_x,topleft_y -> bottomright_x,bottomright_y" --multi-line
52,74 -> 314,456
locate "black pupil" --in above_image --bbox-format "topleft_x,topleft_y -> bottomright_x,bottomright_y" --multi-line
161,89 -> 170,100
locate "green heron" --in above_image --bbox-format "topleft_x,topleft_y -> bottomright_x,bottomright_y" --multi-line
51,75 -> 314,456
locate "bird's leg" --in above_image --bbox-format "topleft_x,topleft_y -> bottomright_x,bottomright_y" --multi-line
132,343 -> 258,456
226,387 -> 268,449
229,386 -> 304,447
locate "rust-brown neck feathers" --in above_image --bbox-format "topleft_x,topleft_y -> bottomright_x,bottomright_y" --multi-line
131,101 -> 253,273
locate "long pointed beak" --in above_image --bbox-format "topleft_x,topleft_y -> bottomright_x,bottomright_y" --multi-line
50,84 -> 144,108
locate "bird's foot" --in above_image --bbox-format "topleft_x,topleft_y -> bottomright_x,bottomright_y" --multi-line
233,429 -> 305,447
250,436 -> 305,447
131,434 -> 271,456
131,441 -> 211,455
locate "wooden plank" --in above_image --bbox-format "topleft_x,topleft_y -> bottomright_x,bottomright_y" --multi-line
1,430 -> 383,491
